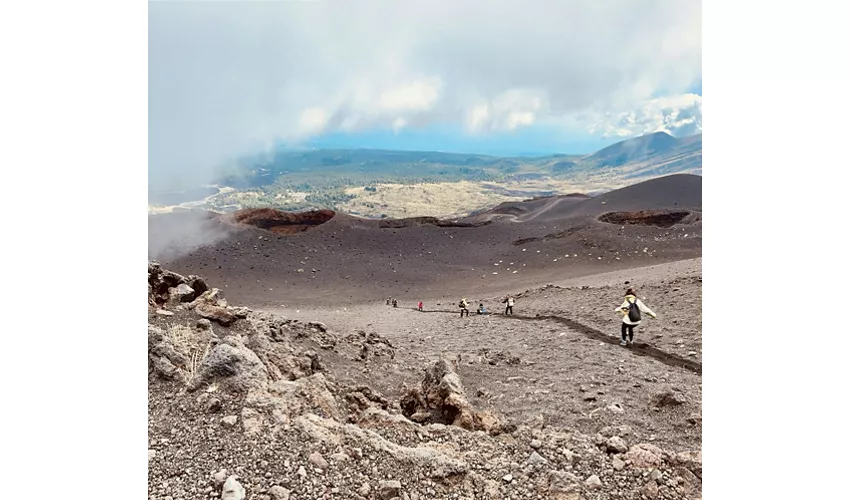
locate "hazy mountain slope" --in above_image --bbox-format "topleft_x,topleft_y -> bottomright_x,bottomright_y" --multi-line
586,132 -> 682,167
149,132 -> 702,218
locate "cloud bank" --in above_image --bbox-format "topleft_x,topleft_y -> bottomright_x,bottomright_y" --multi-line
149,1 -> 701,189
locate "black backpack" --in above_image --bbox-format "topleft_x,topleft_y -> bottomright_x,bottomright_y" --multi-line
627,298 -> 642,322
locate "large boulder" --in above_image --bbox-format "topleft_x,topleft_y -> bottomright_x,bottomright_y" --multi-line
189,336 -> 269,392
160,269 -> 187,288
148,261 -> 203,305
185,274 -> 208,296
148,261 -> 170,305
244,331 -> 321,382
674,450 -> 702,478
649,390 -> 686,408
246,373 -> 342,422
624,443 -> 666,469
170,283 -> 196,303
400,358 -> 508,434
195,303 -> 241,326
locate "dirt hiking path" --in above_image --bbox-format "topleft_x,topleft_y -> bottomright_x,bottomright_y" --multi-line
261,259 -> 702,451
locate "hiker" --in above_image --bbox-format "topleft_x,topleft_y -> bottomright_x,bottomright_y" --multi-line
418,301 -> 423,311
477,302 -> 487,314
386,297 -> 391,306
392,298 -> 398,308
502,295 -> 515,315
459,297 -> 470,317
615,288 -> 657,346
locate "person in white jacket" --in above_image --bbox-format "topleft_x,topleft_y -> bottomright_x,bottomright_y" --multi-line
615,288 -> 657,346
503,295 -> 515,315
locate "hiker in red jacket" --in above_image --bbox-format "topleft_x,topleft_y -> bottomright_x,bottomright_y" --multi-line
418,301 -> 423,311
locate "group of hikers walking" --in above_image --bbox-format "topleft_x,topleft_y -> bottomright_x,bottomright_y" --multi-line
457,294 -> 515,317
390,295 -> 517,317
388,288 -> 657,347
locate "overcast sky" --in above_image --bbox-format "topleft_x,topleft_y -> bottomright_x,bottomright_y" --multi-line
149,0 -> 701,189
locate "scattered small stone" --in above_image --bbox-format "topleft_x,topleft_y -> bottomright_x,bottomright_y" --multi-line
296,466 -> 307,478
221,415 -> 238,427
378,480 -> 401,499
625,443 -> 665,468
640,480 -> 660,499
650,469 -> 663,482
147,449 -> 156,461
502,473 -> 513,482
606,436 -> 628,454
607,402 -> 625,414
584,474 -> 603,490
211,469 -> 228,488
206,397 -> 222,413
268,485 -> 290,500
612,456 -> 626,471
547,470 -> 580,494
308,451 -> 329,470
527,451 -> 548,466
357,482 -> 371,497
530,439 -> 542,449
221,475 -> 245,500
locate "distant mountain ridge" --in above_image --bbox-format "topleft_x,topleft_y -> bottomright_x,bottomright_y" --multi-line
218,131 -> 701,189
540,131 -> 702,181
589,131 -> 685,167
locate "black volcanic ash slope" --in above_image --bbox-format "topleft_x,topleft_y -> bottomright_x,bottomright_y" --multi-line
149,175 -> 702,308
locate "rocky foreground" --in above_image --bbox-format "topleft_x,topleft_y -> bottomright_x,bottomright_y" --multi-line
148,262 -> 701,500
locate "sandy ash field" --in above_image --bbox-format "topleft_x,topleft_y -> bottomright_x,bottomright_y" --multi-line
148,174 -> 703,500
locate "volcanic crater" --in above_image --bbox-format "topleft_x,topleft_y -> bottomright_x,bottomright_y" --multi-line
598,209 -> 696,228
229,208 -> 336,234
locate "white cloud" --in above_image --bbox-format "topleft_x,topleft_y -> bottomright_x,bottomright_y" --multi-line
586,94 -> 703,138
379,79 -> 442,113
149,1 -> 702,188
297,107 -> 329,136
467,105 -> 490,132
392,117 -> 407,133
466,88 -> 546,133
